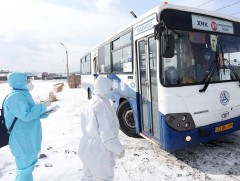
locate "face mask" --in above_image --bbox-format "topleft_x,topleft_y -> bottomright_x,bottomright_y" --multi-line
27,81 -> 34,91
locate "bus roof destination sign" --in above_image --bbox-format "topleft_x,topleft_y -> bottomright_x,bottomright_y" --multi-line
192,14 -> 234,34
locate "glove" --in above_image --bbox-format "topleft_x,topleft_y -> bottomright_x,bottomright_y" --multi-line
40,113 -> 49,119
117,150 -> 125,159
42,100 -> 51,107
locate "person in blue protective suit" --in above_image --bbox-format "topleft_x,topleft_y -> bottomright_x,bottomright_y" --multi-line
3,72 -> 51,181
78,76 -> 125,181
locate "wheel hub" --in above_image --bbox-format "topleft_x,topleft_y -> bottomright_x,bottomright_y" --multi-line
124,110 -> 135,129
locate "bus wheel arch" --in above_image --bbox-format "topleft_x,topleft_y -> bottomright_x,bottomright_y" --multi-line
117,99 -> 141,138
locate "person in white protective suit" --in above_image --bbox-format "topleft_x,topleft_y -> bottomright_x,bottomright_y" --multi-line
78,76 -> 125,181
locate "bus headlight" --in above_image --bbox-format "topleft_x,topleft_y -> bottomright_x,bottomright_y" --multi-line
165,113 -> 195,131
184,122 -> 190,128
181,115 -> 187,121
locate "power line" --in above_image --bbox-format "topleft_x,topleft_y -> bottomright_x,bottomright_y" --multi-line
215,0 -> 240,11
197,0 -> 214,8
229,11 -> 240,15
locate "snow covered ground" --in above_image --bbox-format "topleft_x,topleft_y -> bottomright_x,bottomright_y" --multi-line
1,80 -> 240,181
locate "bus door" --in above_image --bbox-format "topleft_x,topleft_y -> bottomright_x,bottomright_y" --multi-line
137,37 -> 157,136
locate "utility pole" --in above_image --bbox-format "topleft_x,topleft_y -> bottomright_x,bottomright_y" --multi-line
59,42 -> 70,84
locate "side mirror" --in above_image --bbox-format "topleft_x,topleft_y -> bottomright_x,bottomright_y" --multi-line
162,34 -> 175,58
154,23 -> 166,40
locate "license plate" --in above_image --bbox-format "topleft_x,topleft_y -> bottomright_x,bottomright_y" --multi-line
215,122 -> 233,133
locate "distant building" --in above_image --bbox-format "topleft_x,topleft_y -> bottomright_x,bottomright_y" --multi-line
26,73 -> 38,80
69,73 -> 81,88
42,72 -> 48,80
0,70 -> 10,81
48,73 -> 63,79
41,72 -> 66,80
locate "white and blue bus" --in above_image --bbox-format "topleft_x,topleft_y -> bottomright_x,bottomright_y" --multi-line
80,3 -> 240,151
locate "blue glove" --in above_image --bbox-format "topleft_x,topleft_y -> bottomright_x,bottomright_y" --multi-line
40,113 -> 49,119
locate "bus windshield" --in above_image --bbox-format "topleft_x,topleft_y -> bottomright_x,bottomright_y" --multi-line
161,31 -> 240,86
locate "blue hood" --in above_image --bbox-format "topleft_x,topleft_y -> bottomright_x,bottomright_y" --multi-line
7,72 -> 28,90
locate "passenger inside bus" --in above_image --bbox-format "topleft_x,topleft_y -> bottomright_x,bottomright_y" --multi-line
165,66 -> 178,84
180,52 -> 196,84
195,47 -> 214,82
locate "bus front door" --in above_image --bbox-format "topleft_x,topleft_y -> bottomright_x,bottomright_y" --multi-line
137,38 -> 154,136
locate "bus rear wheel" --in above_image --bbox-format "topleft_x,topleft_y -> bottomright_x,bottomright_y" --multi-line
117,100 -> 141,138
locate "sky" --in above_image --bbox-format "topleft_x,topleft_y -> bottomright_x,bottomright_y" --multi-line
1,0 -> 240,73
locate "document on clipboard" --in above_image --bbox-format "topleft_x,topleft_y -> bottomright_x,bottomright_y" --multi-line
45,105 -> 60,114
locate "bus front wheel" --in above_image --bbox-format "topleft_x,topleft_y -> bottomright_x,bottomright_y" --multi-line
117,100 -> 141,138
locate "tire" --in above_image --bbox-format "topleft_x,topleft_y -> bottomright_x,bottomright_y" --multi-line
88,88 -> 92,100
117,100 -> 141,138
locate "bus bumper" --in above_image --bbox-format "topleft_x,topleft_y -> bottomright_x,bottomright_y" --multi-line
160,113 -> 240,151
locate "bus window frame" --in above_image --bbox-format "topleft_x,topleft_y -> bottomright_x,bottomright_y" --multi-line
98,42 -> 111,74
112,43 -> 133,74
159,30 -> 240,88
80,53 -> 91,75
97,29 -> 134,75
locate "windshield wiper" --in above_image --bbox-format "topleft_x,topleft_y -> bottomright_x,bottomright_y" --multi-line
199,49 -> 221,92
199,45 -> 240,93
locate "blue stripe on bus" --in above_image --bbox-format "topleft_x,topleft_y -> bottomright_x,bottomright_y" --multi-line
159,112 -> 240,151
107,74 -> 141,134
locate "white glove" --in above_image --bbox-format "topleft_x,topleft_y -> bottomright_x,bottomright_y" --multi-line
117,150 -> 125,159
42,100 -> 51,107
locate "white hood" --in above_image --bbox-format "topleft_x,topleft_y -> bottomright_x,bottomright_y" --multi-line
93,76 -> 113,98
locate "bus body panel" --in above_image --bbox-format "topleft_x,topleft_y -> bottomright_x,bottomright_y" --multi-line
107,74 -> 141,134
158,82 -> 240,128
80,75 -> 94,92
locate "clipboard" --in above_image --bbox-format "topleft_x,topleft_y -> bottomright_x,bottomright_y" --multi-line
44,105 -> 60,114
